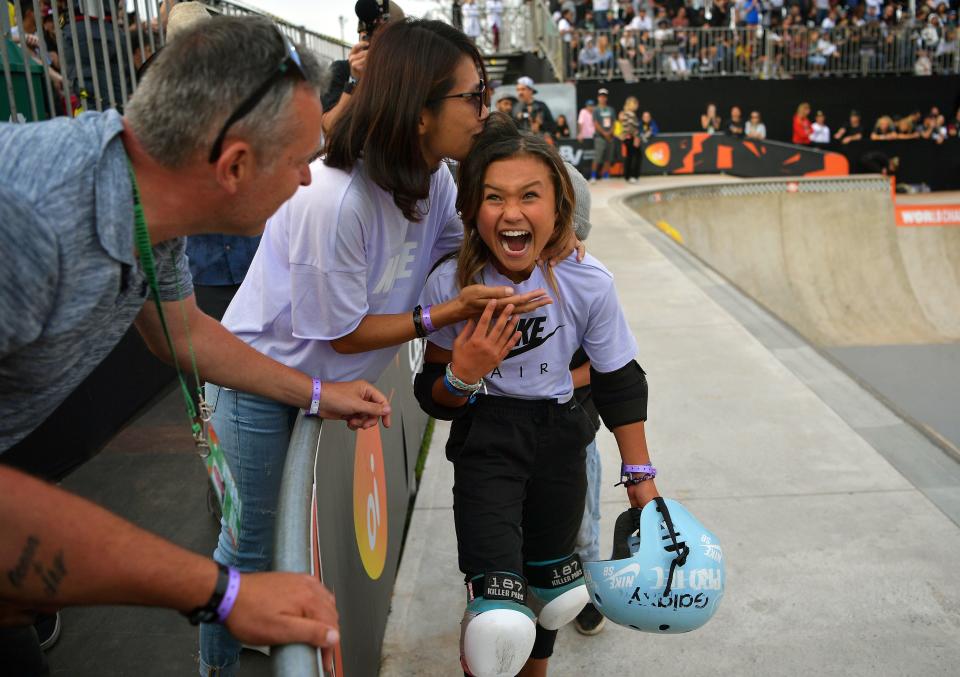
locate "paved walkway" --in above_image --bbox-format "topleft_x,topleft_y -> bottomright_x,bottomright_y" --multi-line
380,177 -> 960,676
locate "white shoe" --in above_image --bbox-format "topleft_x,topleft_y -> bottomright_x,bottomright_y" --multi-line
589,176 -> 597,184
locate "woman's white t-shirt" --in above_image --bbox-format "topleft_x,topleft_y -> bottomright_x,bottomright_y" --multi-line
222,160 -> 463,382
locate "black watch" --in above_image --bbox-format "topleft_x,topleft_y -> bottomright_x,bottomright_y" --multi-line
344,76 -> 359,95
183,562 -> 230,626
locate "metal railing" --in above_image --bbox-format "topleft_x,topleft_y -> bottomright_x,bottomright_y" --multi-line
563,24 -> 960,81
273,413 -> 324,677
531,0 -> 564,81
1,0 -> 347,123
438,0 -> 534,55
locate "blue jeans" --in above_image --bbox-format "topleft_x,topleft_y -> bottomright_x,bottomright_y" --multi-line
198,385 -> 297,676
575,439 -> 601,563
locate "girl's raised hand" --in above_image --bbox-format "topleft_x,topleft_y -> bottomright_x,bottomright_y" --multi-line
456,285 -> 552,318
450,301 -> 520,384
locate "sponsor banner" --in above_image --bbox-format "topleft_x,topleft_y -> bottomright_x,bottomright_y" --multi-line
557,134 -> 848,179
895,204 -> 960,227
640,133 -> 849,178
312,347 -> 430,676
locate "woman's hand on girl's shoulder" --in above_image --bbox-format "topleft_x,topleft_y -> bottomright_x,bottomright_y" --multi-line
539,230 -> 586,268
450,301 -> 520,384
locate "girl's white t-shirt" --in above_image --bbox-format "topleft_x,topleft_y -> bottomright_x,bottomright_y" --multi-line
222,160 -> 463,382
419,253 -> 638,403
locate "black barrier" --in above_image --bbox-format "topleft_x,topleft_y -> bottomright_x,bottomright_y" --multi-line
556,136 -> 959,188
834,138 -> 960,192
306,344 -> 428,677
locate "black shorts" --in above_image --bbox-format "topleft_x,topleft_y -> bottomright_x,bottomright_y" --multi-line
446,394 -> 594,658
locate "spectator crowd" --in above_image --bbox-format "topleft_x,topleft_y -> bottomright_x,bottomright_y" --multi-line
549,0 -> 960,79
5,0 -> 191,116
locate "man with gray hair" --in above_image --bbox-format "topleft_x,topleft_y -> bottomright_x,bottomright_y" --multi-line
0,15 -> 390,675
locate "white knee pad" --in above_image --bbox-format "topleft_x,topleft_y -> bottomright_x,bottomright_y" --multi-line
461,573 -> 537,677
526,554 -> 591,631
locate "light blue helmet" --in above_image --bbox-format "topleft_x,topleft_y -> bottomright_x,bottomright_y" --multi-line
582,498 -> 724,633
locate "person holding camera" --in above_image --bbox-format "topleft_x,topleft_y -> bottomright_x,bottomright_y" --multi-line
320,0 -> 405,135
512,75 -> 556,139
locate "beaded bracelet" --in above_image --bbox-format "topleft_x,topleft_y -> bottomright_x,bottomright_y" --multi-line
444,363 -> 484,399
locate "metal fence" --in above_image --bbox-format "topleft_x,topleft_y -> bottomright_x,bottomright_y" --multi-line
438,0 -> 535,55
0,0 -> 347,123
564,24 -> 960,81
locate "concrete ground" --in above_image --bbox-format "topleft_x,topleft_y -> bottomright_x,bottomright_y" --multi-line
47,389 -> 272,677
380,178 -> 960,677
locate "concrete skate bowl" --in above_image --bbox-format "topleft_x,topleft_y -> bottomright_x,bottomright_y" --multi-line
625,175 -> 960,451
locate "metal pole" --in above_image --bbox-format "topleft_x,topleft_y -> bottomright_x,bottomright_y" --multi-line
144,0 -> 157,55
94,1 -> 117,109
66,0 -> 89,113
134,0 -> 147,77
50,0 -> 73,116
272,414 -> 324,677
119,1 -> 139,91
0,3 -> 20,122
107,0 -> 128,106
11,0 -> 39,121
156,0 -> 168,47
29,0 -> 57,117
80,5 -> 104,110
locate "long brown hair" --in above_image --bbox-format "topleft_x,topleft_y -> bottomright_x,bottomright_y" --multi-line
455,112 -> 574,292
325,19 -> 486,222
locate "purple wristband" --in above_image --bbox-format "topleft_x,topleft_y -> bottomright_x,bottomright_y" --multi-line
623,463 -> 656,475
307,377 -> 322,416
216,566 -> 241,624
422,304 -> 436,334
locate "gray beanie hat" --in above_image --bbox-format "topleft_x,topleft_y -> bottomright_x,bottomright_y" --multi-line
564,161 -> 592,241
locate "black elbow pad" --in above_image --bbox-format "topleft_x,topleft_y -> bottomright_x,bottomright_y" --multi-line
590,360 -> 648,430
414,361 -> 469,421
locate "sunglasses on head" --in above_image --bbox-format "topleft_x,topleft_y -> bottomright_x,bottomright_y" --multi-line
208,27 -> 306,163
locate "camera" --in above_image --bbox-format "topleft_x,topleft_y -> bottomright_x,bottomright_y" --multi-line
356,0 -> 390,37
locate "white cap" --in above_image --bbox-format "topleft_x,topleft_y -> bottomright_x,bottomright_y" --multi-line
516,76 -> 537,93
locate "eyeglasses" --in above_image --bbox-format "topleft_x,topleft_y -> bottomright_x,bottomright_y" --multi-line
427,79 -> 487,119
208,28 -> 306,163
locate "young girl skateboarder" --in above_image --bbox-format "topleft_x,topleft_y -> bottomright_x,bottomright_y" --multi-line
414,114 -> 660,677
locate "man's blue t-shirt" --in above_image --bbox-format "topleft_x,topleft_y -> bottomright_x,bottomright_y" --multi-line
0,110 -> 192,451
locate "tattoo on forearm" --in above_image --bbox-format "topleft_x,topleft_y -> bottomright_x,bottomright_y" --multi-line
6,535 -> 68,596
7,536 -> 38,588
